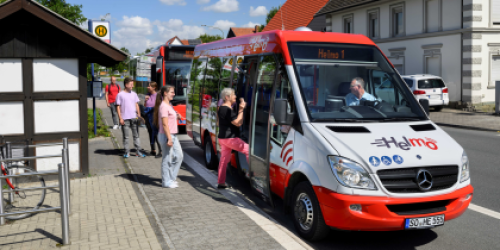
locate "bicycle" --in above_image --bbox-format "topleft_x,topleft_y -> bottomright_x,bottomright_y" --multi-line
0,137 -> 46,220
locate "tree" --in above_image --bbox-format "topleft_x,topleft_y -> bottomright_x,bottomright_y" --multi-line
198,34 -> 223,44
259,6 -> 281,31
0,0 -> 87,25
111,47 -> 130,74
144,47 -> 153,54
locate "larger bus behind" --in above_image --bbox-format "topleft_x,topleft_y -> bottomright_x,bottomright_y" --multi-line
186,29 -> 473,241
144,44 -> 195,127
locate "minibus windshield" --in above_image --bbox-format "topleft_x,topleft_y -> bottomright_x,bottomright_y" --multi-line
165,61 -> 190,101
289,43 -> 428,122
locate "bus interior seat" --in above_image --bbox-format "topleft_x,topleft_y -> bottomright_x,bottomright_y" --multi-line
338,82 -> 351,96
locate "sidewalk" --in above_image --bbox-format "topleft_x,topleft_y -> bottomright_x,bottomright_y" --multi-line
0,137 -> 162,249
429,108 -> 500,131
100,101 -> 305,250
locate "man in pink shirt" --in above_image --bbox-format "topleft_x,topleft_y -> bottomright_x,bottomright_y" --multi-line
116,77 -> 145,158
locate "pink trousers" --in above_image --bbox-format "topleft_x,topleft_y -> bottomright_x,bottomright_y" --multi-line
218,138 -> 249,184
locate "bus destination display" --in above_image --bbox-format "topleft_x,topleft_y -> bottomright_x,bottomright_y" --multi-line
168,50 -> 194,61
290,43 -> 375,62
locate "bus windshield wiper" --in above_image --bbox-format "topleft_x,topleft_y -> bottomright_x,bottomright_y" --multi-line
314,119 -> 378,123
381,118 -> 422,122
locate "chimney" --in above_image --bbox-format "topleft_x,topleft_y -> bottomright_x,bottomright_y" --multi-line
254,25 -> 259,33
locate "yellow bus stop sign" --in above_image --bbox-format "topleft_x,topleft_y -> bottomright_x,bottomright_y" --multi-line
95,25 -> 108,37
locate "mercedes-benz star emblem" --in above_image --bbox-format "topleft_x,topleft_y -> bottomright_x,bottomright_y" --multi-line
416,169 -> 433,191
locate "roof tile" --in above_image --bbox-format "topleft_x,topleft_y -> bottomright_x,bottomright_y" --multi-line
263,0 -> 330,32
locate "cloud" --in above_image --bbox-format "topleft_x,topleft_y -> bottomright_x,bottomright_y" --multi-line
213,20 -> 236,33
154,19 -> 206,45
197,0 -> 210,4
242,21 -> 261,28
159,0 -> 187,6
202,0 -> 239,13
112,16 -> 156,54
249,6 -> 268,17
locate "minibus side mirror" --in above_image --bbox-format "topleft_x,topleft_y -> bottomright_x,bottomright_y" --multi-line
274,99 -> 294,125
419,99 -> 430,115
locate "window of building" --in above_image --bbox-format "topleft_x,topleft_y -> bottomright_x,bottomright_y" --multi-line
493,0 -> 500,25
391,4 -> 405,37
425,0 -> 441,32
367,9 -> 379,39
490,56 -> 500,88
343,14 -> 354,33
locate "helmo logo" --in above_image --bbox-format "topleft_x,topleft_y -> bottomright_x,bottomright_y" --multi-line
371,137 -> 438,151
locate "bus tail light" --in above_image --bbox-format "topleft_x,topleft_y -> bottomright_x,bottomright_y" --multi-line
413,90 -> 426,95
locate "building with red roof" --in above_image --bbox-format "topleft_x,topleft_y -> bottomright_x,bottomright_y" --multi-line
262,0 -> 330,32
227,26 -> 260,38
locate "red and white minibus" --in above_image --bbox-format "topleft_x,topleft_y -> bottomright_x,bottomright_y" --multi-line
186,29 -> 473,240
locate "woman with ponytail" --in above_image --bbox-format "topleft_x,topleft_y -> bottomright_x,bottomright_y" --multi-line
154,85 -> 184,188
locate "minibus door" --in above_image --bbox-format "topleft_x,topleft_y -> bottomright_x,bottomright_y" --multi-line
248,56 -> 276,207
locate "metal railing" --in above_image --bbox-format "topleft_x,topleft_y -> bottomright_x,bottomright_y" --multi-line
0,138 -> 71,245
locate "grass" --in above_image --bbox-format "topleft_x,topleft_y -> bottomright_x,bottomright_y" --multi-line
87,108 -> 110,139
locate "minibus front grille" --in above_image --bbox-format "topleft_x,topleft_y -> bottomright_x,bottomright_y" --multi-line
377,165 -> 458,193
386,200 -> 451,215
410,123 -> 436,131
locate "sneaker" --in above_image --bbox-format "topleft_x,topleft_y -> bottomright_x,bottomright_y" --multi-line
113,125 -> 119,130
168,183 -> 178,188
217,183 -> 228,189
155,153 -> 162,159
137,151 -> 146,158
123,154 -> 129,158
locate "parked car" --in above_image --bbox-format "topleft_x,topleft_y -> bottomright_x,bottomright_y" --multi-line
402,74 -> 449,111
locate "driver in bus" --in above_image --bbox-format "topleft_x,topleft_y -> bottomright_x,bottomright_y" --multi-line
345,77 -> 379,106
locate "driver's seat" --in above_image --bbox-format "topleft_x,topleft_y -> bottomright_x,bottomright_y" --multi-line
338,82 -> 351,96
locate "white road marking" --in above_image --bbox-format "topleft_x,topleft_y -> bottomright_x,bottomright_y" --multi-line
183,153 -> 313,250
469,203 -> 500,220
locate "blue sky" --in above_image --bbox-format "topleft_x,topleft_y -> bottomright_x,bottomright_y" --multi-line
68,0 -> 281,55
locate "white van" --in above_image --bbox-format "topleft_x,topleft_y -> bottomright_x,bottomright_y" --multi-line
187,30 -> 473,241
402,75 -> 449,111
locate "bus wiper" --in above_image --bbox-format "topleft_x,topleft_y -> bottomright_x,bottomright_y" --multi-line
381,118 -> 421,122
315,119 -> 378,123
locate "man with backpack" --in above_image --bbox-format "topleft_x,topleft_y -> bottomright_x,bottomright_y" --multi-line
105,76 -> 121,129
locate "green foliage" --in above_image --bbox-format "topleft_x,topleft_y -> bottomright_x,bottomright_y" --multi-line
145,47 -> 153,54
198,34 -> 223,43
87,109 -> 110,139
3,0 -> 87,25
260,6 -> 281,31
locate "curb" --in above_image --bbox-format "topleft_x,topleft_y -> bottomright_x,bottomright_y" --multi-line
435,123 -> 500,133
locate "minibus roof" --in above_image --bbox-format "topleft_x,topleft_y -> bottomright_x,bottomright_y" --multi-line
194,30 -> 377,65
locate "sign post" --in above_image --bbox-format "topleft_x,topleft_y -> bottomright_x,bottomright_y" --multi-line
89,19 -> 111,136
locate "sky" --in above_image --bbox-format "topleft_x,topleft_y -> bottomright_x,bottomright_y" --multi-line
68,0 -> 282,55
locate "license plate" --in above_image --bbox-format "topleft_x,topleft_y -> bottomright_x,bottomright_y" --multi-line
405,214 -> 444,229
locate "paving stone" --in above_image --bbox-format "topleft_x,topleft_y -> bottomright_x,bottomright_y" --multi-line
99,101 -> 285,250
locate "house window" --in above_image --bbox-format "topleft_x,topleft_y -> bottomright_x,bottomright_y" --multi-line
425,0 -> 441,32
391,4 -> 405,37
367,9 -> 379,39
493,0 -> 500,25
490,56 -> 500,88
343,14 -> 354,33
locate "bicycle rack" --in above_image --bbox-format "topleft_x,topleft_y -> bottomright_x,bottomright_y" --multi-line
0,138 -> 72,245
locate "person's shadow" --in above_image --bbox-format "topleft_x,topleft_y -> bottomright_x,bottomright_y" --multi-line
117,173 -> 162,188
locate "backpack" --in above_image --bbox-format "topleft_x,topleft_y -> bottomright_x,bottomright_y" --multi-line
107,84 -> 120,92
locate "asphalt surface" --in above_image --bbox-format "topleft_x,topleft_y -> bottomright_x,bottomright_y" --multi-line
178,126 -> 500,250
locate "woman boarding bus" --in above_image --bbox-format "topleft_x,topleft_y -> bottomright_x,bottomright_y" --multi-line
186,29 -> 473,241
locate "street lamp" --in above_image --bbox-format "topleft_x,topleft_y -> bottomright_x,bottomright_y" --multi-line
201,25 -> 225,38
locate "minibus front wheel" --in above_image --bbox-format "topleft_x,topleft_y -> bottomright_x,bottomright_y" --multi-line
292,181 -> 330,241
203,135 -> 218,170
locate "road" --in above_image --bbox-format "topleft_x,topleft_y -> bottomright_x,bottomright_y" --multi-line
178,126 -> 500,250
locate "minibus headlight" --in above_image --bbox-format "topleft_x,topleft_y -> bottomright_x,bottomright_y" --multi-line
328,156 -> 377,190
460,151 -> 470,182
